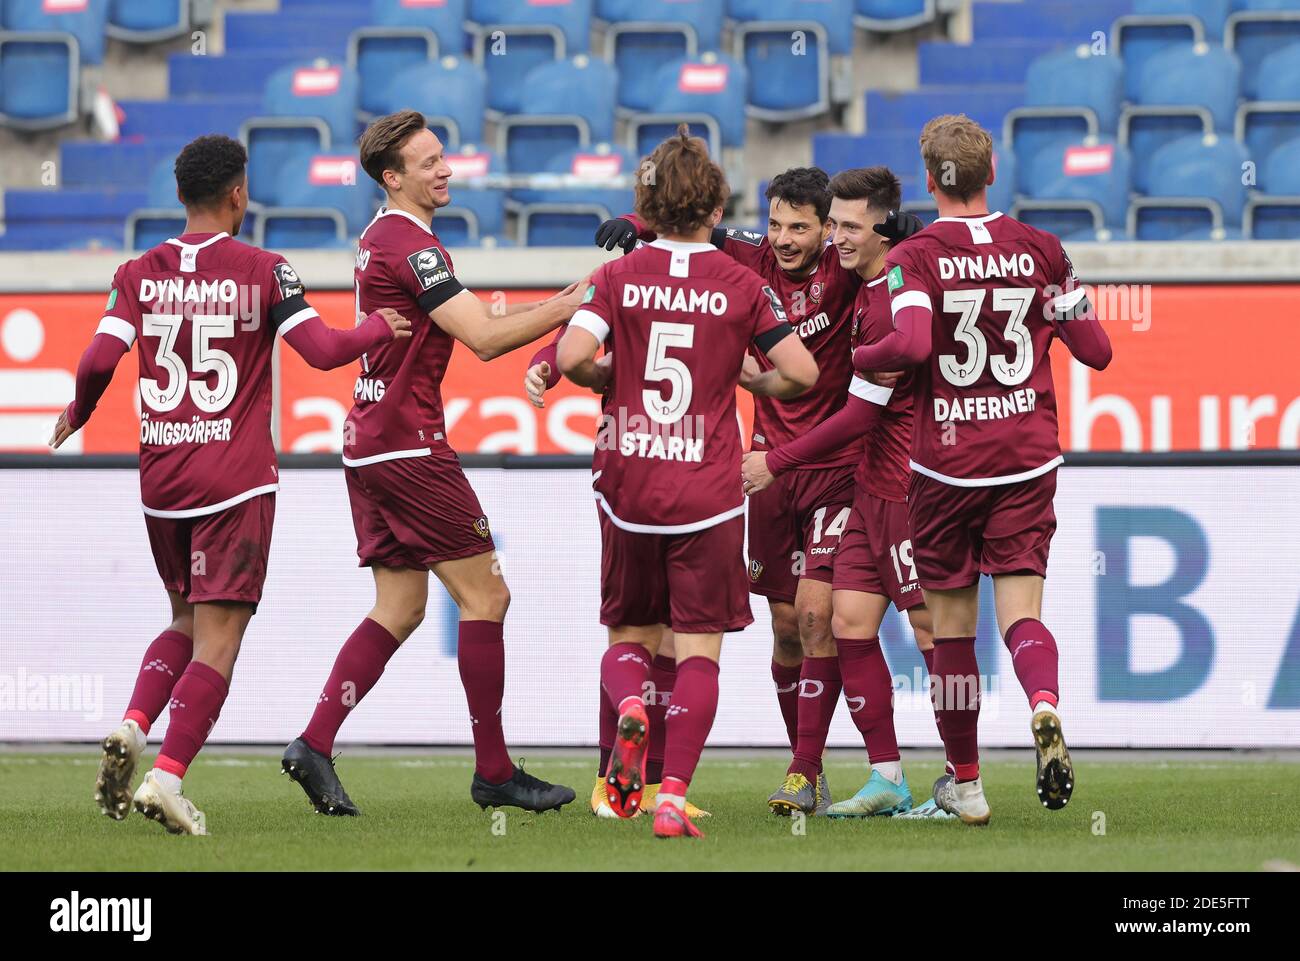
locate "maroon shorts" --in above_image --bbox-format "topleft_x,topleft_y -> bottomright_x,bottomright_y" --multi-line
908,469 -> 1058,590
746,463 -> 857,603
346,450 -> 495,570
599,511 -> 752,634
832,489 -> 924,611
144,492 -> 275,609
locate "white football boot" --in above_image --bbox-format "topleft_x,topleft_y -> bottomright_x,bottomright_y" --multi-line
94,718 -> 147,821
133,771 -> 207,835
932,773 -> 992,826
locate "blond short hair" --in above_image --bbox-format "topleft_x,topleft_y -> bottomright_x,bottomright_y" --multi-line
920,114 -> 993,202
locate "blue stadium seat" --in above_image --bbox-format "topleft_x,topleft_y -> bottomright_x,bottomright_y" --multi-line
1236,43 -> 1300,164
1227,7 -> 1300,98
107,0 -> 192,43
1121,44 -> 1241,192
470,0 -> 592,51
989,148 -> 1017,215
118,96 -> 257,141
1130,134 -> 1251,239
240,118 -> 332,207
516,144 -> 636,247
1006,46 -> 1123,193
498,56 -> 617,173
60,139 -> 185,188
1134,0 -> 1232,41
2,186 -> 144,251
972,0 -> 1134,45
169,52 -> 309,101
814,131 -> 917,179
731,0 -> 853,120
1245,137 -> 1300,237
0,33 -> 78,129
350,29 -> 438,117
1261,136 -> 1300,196
371,0 -> 469,55
224,7 -> 369,59
866,86 -> 1025,141
126,211 -> 188,251
1022,137 -> 1132,232
917,40 -> 1044,86
2,0 -> 107,64
600,0 -> 723,48
269,154 -> 379,237
470,0 -> 592,113
146,155 -> 181,208
260,213 -> 352,250
628,52 -> 747,156
856,0 -> 936,33
443,145 -> 507,238
605,10 -> 697,112
371,57 -> 487,149
1113,14 -> 1203,103
263,62 -> 360,146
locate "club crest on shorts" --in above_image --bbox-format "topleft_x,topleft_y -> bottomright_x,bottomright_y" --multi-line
748,558 -> 764,582
473,516 -> 491,539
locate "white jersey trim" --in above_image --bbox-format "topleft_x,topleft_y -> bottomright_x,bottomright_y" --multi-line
933,211 -> 1003,225
142,482 -> 278,519
96,316 -> 136,348
569,308 -> 610,343
594,490 -> 745,535
908,455 -> 1063,488
342,446 -> 433,468
848,376 -> 894,406
276,307 -> 318,337
1050,286 -> 1089,314
890,290 -> 932,316
362,205 -> 434,241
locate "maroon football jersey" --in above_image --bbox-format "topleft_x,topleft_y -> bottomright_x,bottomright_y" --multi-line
885,212 -> 1077,484
713,228 -> 861,469
101,231 -> 313,516
344,207 -> 466,466
573,239 -> 793,532
852,270 -> 913,503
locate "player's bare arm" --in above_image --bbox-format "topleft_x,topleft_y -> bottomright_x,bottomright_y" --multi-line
50,323 -> 133,449
555,325 -> 611,391
431,282 -> 588,362
744,334 -> 818,399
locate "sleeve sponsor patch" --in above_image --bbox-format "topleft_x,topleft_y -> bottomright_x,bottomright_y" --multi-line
761,285 -> 788,323
887,265 -> 904,292
726,228 -> 765,247
407,246 -> 454,290
105,288 -> 118,311
582,283 -> 596,303
274,262 -> 306,301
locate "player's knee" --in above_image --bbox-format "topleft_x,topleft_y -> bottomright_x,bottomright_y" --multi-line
463,580 -> 510,622
772,633 -> 803,665
796,599 -> 834,655
830,611 -> 858,640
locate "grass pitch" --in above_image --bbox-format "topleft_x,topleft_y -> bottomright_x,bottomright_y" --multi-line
2,748 -> 1297,871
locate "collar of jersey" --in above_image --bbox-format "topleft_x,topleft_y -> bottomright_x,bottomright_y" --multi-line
933,211 -> 1003,225
649,238 -> 716,253
866,270 -> 888,287
165,232 -> 229,249
377,205 -> 434,235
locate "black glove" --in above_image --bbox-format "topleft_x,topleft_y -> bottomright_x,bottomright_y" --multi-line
874,209 -> 925,244
594,217 -> 640,254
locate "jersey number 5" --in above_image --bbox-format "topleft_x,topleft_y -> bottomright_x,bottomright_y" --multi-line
939,288 -> 1035,388
140,314 -> 238,414
644,321 -> 694,425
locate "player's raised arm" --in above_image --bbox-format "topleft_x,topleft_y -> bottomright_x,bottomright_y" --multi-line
852,252 -> 933,372
268,259 -> 411,369
1048,248 -> 1112,371
426,281 -> 588,362
51,269 -> 135,449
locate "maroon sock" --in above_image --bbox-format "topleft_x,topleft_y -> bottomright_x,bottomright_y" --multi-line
1004,617 -> 1060,709
301,618 -> 400,756
155,661 -> 228,778
123,629 -> 192,734
837,637 -> 899,764
598,682 -> 615,776
662,656 -> 719,785
458,620 -> 514,784
600,642 -> 651,711
645,654 -> 675,784
920,646 -> 944,741
933,636 -> 981,781
788,655 -> 842,780
771,660 -> 801,751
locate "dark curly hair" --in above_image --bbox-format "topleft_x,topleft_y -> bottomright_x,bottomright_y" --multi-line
634,124 -> 730,237
766,167 -> 831,223
174,135 -> 248,208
